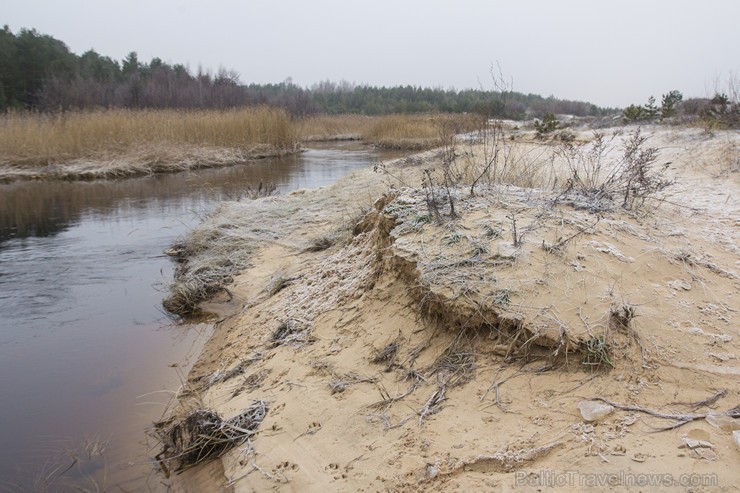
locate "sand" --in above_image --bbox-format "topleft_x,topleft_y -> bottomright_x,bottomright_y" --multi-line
163,124 -> 739,492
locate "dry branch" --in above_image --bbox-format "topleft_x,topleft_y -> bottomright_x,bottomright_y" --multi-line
589,397 -> 739,430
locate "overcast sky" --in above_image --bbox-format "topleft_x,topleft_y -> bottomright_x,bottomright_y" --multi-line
5,0 -> 739,107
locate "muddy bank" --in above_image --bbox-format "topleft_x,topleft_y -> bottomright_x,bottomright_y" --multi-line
160,125 -> 739,491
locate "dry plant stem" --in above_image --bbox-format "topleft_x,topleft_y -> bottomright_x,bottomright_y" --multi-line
418,382 -> 447,426
590,397 -> 738,430
364,381 -> 419,411
672,389 -> 728,411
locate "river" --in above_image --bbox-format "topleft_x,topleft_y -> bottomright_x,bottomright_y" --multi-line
0,142 -> 402,492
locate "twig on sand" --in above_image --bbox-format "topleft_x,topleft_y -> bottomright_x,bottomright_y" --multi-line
589,397 -> 739,431
364,381 -> 418,411
671,389 -> 728,411
419,381 -> 447,426
225,439 -> 289,486
481,363 -> 553,405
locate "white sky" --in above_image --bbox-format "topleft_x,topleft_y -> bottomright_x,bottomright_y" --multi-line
4,0 -> 739,108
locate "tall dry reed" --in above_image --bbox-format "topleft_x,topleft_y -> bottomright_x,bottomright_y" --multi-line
0,106 -> 297,167
296,114 -> 373,141
362,113 -> 480,149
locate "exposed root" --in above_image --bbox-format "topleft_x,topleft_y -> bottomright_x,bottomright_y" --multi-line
588,397 -> 739,431
419,441 -> 562,482
673,389 -> 728,411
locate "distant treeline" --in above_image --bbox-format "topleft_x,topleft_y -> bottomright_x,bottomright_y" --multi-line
0,26 -> 615,118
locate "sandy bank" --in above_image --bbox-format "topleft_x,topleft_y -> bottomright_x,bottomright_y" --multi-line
0,144 -> 299,183
160,125 -> 739,492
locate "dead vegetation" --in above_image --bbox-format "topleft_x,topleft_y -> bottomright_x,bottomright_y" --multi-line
0,107 -> 299,181
0,111 -> 485,182
296,114 -> 371,141
162,223 -> 256,317
156,123 -> 740,491
587,396 -> 739,431
152,400 -> 268,476
363,113 -> 480,150
270,319 -> 313,348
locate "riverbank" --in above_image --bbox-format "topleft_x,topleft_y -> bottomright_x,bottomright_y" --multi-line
0,141 -> 405,491
0,110 -> 478,183
0,107 -> 299,182
163,124 -> 739,491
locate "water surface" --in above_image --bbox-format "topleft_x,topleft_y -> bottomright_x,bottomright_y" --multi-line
0,142 -> 402,491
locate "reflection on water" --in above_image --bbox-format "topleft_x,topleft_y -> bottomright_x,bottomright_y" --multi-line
0,142 -> 402,492
0,142 -> 391,244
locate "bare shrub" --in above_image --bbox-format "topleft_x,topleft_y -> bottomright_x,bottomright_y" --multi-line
469,67 -> 513,196
557,128 -> 672,210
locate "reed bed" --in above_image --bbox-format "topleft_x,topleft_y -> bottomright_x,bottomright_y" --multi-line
0,106 -> 298,169
1,109 -> 484,180
296,114 -> 372,141
363,113 -> 480,150
297,113 -> 481,149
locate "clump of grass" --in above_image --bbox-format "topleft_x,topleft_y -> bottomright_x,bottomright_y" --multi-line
491,289 -> 511,306
242,181 -> 278,200
581,335 -> 614,369
482,223 -> 502,239
270,319 -> 312,348
162,205 -> 259,318
162,279 -> 229,318
0,106 -> 298,171
443,231 -> 465,246
470,242 -> 489,257
304,235 -> 335,252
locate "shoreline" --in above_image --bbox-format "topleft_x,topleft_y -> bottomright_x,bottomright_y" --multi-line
164,125 -> 739,490
0,110 -> 482,184
0,144 -> 301,183
0,137 -> 447,184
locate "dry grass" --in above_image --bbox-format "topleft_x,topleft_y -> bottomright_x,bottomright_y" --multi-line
0,106 -> 298,170
296,114 -> 372,141
161,174 -> 384,318
363,113 -> 479,150
297,113 -> 480,148
1,110 -> 486,180
162,202 -> 261,317
153,400 -> 268,476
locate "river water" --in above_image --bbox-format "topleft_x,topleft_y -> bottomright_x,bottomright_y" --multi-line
0,142 -> 401,492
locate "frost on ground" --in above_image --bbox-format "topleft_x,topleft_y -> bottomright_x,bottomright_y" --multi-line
162,125 -> 739,492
